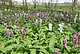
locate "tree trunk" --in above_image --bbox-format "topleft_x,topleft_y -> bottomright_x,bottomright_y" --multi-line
72,0 -> 78,12
9,0 -> 12,9
34,0 -> 36,9
25,0 -> 27,7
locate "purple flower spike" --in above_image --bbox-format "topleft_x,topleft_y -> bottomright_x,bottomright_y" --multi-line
36,13 -> 39,19
7,29 -> 13,37
73,33 -> 78,44
4,23 -> 8,31
15,18 -> 19,23
63,11 -> 67,17
66,14 -> 69,23
32,10 -> 36,16
26,13 -> 30,20
0,16 -> 2,22
15,25 -> 20,34
10,10 -> 12,17
11,15 -> 15,21
22,26 -> 26,40
5,17 -> 10,24
64,36 -> 68,48
53,51 -> 59,54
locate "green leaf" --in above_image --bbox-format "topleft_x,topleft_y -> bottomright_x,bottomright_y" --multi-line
4,46 -> 12,51
66,46 -> 71,52
60,37 -> 63,49
11,51 -> 16,54
30,49 -> 36,54
39,48 -> 49,54
39,52 -> 43,54
49,37 -> 55,52
24,52 -> 28,54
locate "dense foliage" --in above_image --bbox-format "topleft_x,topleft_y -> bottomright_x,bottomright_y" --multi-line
0,8 -> 80,54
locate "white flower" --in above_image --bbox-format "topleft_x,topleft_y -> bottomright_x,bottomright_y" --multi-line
22,11 -> 24,14
74,14 -> 78,23
5,9 -> 7,11
8,9 -> 10,11
15,13 -> 17,16
49,23 -> 52,31
58,22 -> 64,33
35,19 -> 38,25
40,19 -> 42,24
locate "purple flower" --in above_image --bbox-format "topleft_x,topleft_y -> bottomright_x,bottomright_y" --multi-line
10,10 -> 12,17
26,13 -> 30,19
4,23 -> 8,31
32,10 -> 36,16
63,11 -> 67,17
0,16 -> 2,22
64,36 -> 68,48
58,13 -> 61,18
11,15 -> 15,20
66,14 -> 69,22
53,51 -> 59,54
15,18 -> 19,23
7,29 -> 13,37
22,26 -> 26,40
73,33 -> 78,44
5,17 -> 10,24
15,25 -> 20,34
68,14 -> 72,19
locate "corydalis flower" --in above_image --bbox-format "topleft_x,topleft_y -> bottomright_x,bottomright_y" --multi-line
11,15 -> 15,21
58,20 -> 64,33
15,18 -> 19,23
73,33 -> 78,44
15,25 -> 20,34
49,19 -> 52,31
7,29 -> 13,38
22,26 -> 26,40
0,15 -> 2,22
63,11 -> 67,17
10,10 -> 12,17
53,51 -> 59,54
4,23 -> 8,30
26,13 -> 30,20
36,13 -> 39,19
5,17 -> 10,24
32,10 -> 36,16
64,36 -> 68,48
66,14 -> 69,23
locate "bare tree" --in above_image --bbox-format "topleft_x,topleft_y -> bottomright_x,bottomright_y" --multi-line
72,0 -> 78,12
25,0 -> 27,6
32,0 -> 36,9
9,0 -> 12,8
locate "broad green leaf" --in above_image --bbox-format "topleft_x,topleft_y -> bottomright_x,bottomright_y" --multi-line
60,37 -> 63,49
4,46 -> 12,52
11,51 -> 16,54
39,52 -> 43,54
24,52 -> 28,54
49,37 -> 55,52
30,49 -> 36,54
66,46 -> 71,52
39,48 -> 49,54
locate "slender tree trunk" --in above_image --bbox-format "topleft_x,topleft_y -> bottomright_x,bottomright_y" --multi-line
3,0 -> 5,6
34,0 -> 36,9
72,0 -> 78,12
25,0 -> 27,7
9,0 -> 12,9
23,0 -> 24,10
